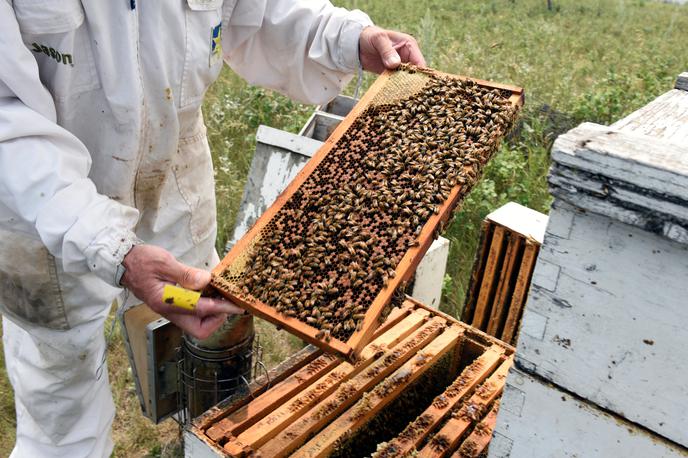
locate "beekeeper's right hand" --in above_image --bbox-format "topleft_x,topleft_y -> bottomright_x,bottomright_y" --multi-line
120,245 -> 243,339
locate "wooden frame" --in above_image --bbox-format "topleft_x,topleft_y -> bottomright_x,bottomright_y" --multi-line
418,357 -> 513,458
462,202 -> 546,345
188,298 -> 515,458
211,67 -> 523,360
372,345 -> 505,457
292,325 -> 466,458
450,400 -> 500,458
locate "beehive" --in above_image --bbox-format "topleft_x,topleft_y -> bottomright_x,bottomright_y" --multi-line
210,66 -> 523,359
461,203 -> 547,345
188,298 -> 513,457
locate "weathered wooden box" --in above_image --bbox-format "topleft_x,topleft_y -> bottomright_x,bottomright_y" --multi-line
491,73 -> 688,456
185,298 -> 513,457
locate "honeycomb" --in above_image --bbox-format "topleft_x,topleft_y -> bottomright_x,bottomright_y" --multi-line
213,65 -> 519,348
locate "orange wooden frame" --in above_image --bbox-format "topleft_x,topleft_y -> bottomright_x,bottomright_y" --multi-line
210,67 -> 524,360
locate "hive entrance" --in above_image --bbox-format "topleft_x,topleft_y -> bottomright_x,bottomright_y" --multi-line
211,65 -> 523,358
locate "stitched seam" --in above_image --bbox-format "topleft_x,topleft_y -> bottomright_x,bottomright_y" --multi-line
178,127 -> 207,145
180,8 -> 192,107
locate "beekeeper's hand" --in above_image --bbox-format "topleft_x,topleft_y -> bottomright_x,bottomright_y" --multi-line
120,245 -> 244,339
359,26 -> 426,74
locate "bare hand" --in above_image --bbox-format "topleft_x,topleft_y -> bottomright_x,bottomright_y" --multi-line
359,26 -> 426,74
121,245 -> 244,339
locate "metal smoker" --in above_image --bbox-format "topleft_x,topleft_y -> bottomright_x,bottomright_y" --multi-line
120,305 -> 257,424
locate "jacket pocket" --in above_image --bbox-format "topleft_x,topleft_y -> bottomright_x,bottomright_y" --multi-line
0,229 -> 69,330
13,0 -> 100,102
181,0 -> 224,108
173,114 -> 218,245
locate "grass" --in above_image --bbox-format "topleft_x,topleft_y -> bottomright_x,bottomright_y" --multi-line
1,0 -> 687,455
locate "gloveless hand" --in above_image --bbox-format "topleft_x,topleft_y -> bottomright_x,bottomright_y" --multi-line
359,26 -> 426,74
121,245 -> 244,339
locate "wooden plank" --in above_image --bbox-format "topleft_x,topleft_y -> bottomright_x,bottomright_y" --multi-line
361,308 -> 432,357
257,317 -> 450,458
410,297 -> 515,359
491,367 -> 688,457
369,302 -> 414,340
611,87 -> 688,144
500,240 -> 538,344
486,233 -> 523,337
516,203 -> 688,446
211,67 -> 524,360
372,345 -> 504,458
419,357 -> 512,458
318,94 -> 357,117
298,111 -> 345,142
256,125 -> 322,157
677,72 -> 688,91
471,225 -> 507,330
291,325 -> 465,458
552,122 -> 688,202
451,399 -> 500,458
550,161 -> 688,222
485,202 -> 548,244
461,220 -> 493,323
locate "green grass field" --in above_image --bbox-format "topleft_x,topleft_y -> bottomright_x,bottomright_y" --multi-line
1,0 -> 686,455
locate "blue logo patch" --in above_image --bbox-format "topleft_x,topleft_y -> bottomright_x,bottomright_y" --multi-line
210,22 -> 222,66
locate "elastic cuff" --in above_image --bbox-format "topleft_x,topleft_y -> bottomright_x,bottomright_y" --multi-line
337,10 -> 374,72
86,230 -> 143,287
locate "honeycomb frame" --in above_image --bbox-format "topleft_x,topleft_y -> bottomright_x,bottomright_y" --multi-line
210,66 -> 524,359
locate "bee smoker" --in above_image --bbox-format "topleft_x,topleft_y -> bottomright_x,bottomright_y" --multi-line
180,313 -> 255,419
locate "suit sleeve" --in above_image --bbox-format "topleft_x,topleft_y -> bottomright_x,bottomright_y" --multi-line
222,0 -> 374,104
0,3 -> 140,287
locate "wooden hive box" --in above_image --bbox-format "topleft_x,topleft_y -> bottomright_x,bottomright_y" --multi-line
210,66 -> 523,360
461,202 -> 547,345
186,298 -> 514,457
490,72 -> 688,456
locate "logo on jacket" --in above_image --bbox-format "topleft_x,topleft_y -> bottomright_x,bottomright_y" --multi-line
31,42 -> 73,66
210,22 -> 222,67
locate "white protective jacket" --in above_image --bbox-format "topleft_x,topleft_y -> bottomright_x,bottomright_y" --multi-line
0,0 -> 372,329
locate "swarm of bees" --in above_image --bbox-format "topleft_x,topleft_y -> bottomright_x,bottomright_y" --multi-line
222,66 -> 517,342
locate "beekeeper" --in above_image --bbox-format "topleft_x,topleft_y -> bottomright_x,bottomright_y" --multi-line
0,0 -> 424,456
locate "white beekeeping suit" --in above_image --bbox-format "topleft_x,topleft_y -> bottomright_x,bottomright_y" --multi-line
0,0 -> 371,456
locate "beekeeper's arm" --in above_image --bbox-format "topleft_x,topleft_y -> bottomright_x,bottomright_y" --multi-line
223,0 -> 426,105
0,4 -> 236,339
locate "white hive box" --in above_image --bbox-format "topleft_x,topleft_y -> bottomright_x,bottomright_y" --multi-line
492,73 -> 688,456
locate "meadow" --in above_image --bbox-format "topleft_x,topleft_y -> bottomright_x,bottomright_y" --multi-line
1,0 -> 686,455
